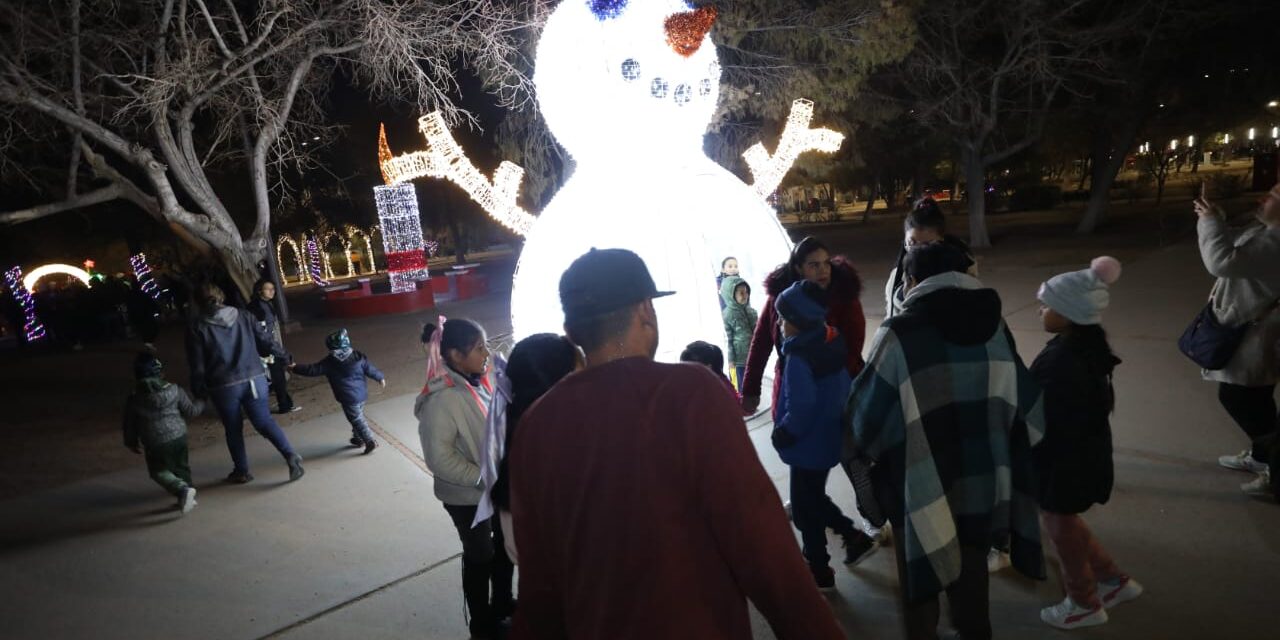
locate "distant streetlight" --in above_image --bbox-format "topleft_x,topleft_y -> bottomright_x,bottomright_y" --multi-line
1203,74 -> 1210,78
1188,135 -> 1195,146
1170,139 -> 1178,150
1269,101 -> 1279,108
1249,128 -> 1256,141
1273,127 -> 1279,139
1224,133 -> 1231,144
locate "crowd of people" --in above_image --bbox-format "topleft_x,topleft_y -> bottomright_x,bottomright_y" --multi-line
115,186 -> 1280,639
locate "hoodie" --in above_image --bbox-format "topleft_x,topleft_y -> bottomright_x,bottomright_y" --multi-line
415,366 -> 493,505
185,305 -> 288,396
719,276 -> 758,365
741,256 -> 865,408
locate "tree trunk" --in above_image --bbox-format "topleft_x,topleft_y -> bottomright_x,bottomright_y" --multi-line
1076,123 -> 1138,234
450,219 -> 467,264
963,148 -> 991,248
862,177 -> 877,224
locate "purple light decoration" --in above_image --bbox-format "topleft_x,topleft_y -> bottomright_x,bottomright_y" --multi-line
128,252 -> 165,301
588,0 -> 628,20
305,236 -> 330,286
4,266 -> 47,343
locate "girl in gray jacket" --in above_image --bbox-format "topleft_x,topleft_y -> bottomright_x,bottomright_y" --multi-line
415,318 -> 512,637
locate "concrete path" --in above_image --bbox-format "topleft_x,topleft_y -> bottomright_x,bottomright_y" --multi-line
2,231 -> 1278,639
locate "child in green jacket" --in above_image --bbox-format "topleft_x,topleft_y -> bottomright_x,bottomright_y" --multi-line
721,276 -> 759,390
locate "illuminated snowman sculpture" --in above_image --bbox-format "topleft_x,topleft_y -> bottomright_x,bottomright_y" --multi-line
378,0 -> 843,362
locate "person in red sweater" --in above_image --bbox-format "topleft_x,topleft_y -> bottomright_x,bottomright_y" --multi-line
510,248 -> 844,640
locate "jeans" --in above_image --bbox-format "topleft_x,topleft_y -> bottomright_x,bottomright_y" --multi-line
144,436 -> 192,496
341,402 -> 375,444
733,365 -> 746,392
1041,511 -> 1123,608
443,503 -> 517,629
1218,383 -> 1278,461
893,539 -> 991,640
790,466 -> 856,568
267,358 -> 294,411
209,376 -> 296,474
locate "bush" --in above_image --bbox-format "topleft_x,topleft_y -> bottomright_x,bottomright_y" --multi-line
1009,184 -> 1063,211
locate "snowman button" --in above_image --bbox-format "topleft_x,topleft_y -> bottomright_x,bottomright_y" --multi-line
650,78 -> 669,99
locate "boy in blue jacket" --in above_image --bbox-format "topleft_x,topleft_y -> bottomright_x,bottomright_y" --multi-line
290,329 -> 386,454
771,280 -> 875,591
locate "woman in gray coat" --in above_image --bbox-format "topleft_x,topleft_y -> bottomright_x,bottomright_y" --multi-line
1194,184 -> 1280,496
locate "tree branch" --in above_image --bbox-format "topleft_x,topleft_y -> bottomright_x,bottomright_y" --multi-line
0,184 -> 122,225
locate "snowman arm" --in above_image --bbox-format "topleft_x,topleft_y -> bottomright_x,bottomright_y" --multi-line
743,99 -> 845,199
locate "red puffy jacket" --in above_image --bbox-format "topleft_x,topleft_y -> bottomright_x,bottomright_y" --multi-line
741,256 -> 866,414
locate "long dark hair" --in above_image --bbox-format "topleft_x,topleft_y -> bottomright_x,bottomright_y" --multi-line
492,334 -> 579,510
421,319 -> 484,359
1064,324 -> 1120,415
768,236 -> 830,289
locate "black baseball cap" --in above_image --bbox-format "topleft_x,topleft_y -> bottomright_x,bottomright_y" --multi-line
559,248 -> 675,324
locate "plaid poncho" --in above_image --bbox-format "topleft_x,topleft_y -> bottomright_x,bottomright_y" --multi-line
847,273 -> 1046,603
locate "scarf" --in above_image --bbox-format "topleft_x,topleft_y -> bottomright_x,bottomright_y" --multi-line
331,347 -> 353,361
473,353 -> 511,528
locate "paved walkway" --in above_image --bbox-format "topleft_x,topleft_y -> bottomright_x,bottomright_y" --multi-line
2,232 -> 1277,639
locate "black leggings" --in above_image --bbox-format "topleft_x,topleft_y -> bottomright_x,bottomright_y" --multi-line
443,503 -> 516,627
1218,383 -> 1279,460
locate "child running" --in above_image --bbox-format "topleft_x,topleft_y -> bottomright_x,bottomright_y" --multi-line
122,351 -> 205,513
290,329 -> 385,454
1033,257 -> 1143,629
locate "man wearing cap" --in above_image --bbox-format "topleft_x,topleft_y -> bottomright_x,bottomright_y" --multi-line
509,249 -> 843,639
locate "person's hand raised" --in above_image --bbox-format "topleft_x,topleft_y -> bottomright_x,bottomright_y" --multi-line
1193,183 -> 1218,219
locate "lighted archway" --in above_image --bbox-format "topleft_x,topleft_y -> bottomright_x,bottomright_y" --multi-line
275,236 -> 306,283
23,263 -> 91,291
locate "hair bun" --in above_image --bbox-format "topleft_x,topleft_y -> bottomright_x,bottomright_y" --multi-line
1090,256 -> 1122,285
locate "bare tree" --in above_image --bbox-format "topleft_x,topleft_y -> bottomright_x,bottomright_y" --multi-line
0,0 -> 532,297
900,0 -> 1143,247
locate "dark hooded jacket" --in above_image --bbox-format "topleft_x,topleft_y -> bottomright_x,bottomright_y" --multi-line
246,296 -> 282,346
1029,331 -> 1120,514
185,305 -> 288,396
741,256 -> 865,412
293,350 -> 385,406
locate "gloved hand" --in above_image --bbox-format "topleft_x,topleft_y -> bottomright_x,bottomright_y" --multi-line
771,428 -> 797,450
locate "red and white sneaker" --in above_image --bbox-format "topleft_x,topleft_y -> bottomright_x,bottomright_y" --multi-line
1041,596 -> 1108,629
1099,575 -> 1144,609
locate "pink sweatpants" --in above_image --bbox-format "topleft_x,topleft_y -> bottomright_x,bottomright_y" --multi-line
1040,511 -> 1123,609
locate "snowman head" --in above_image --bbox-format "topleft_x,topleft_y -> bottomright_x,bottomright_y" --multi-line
534,0 -> 722,165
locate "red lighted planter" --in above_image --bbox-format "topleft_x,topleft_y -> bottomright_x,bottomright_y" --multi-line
323,285 -> 435,318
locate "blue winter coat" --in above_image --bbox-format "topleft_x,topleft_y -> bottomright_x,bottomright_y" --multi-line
292,350 -> 385,405
774,335 -> 852,471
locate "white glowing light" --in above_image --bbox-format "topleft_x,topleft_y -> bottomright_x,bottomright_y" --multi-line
276,235 -> 306,283
378,120 -> 536,236
23,263 -> 91,292
743,99 -> 845,198
1188,135 -> 1195,146
508,0 -> 797,361
1224,134 -> 1231,144
1170,139 -> 1178,150
1249,127 -> 1256,141
346,227 -> 378,274
374,183 -> 430,293
1272,127 -> 1279,139
305,236 -> 329,286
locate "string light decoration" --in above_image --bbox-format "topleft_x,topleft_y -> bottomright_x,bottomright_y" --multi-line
742,99 -> 845,199
128,253 -> 166,301
22,263 -> 92,292
276,235 -> 306,283
304,236 -> 330,286
374,183 -> 430,293
425,238 -> 440,258
377,118 -> 537,236
5,267 -> 46,342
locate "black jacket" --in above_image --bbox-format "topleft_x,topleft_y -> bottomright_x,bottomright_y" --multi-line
1029,333 -> 1119,514
246,297 -> 281,346
293,351 -> 384,406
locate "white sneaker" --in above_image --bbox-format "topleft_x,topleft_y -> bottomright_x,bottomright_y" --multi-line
1241,471 -> 1274,499
1219,449 -> 1269,474
987,548 -> 1011,573
1040,596 -> 1108,629
179,487 -> 197,514
1099,576 -> 1143,609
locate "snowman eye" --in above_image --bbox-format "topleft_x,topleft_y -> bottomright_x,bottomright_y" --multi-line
621,59 -> 641,82
650,78 -> 669,99
674,84 -> 693,106
699,79 -> 712,96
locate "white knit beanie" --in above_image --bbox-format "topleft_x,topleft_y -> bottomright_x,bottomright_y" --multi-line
1037,257 -> 1122,325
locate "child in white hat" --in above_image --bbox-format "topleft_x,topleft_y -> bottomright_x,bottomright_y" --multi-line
1031,257 -> 1144,630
